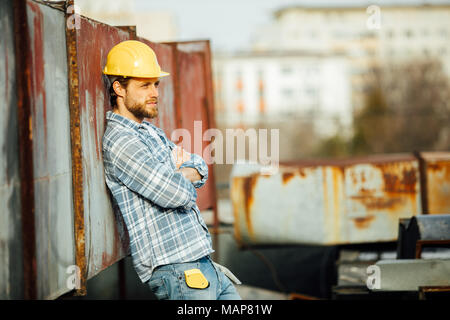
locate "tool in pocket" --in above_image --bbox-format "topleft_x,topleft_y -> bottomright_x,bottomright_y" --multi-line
184,268 -> 209,289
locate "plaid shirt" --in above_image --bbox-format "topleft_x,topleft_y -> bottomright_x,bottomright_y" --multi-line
102,111 -> 214,283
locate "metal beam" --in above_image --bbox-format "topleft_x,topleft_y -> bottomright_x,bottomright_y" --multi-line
13,0 -> 37,300
65,0 -> 87,296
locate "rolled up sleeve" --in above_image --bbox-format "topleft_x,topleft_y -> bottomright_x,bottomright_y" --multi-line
179,153 -> 209,188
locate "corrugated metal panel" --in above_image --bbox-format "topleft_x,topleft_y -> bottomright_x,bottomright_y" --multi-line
75,16 -> 131,280
25,1 -> 76,299
140,38 -> 179,135
176,43 -> 217,213
231,154 -> 423,245
421,152 -> 450,214
0,0 -> 24,300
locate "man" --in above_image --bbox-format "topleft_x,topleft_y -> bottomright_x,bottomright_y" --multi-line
102,40 -> 241,300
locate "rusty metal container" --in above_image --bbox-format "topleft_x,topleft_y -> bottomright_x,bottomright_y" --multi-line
231,154 -> 423,245
420,152 -> 450,215
28,1 -> 77,299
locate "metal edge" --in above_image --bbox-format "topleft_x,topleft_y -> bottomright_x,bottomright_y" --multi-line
115,25 -> 137,40
170,43 -> 182,130
13,0 -> 37,300
65,0 -> 86,296
414,151 -> 429,214
199,42 -> 220,258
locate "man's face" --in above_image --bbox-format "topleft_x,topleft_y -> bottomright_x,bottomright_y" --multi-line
121,77 -> 160,119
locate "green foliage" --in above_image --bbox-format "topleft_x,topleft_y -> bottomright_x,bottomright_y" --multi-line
315,59 -> 450,158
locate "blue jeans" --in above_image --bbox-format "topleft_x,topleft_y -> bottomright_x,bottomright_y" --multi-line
147,256 -> 241,300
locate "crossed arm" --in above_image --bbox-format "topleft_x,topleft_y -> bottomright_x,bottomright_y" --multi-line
167,139 -> 209,189
109,134 -> 208,210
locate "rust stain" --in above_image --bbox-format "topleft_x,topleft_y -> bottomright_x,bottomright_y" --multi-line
76,19 -> 131,161
332,167 -> 342,242
66,2 -> 86,295
28,1 -> 48,150
353,215 -> 375,229
242,174 -> 258,237
14,0 -> 38,300
427,161 -> 450,214
100,223 -> 121,271
282,172 -> 295,185
350,171 -> 358,185
231,178 -> 241,241
351,195 -> 404,210
77,18 -> 101,161
298,168 -> 306,178
100,225 -> 121,271
359,187 -> 375,195
427,162 -> 447,172
101,252 -> 113,271
27,2 -> 47,145
377,164 -> 417,194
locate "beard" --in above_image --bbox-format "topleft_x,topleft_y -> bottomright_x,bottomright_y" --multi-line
125,96 -> 158,119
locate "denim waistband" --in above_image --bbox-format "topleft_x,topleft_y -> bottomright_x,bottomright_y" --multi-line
194,255 -> 210,263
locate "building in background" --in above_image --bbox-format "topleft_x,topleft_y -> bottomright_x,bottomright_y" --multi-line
213,51 -> 352,138
214,3 -> 450,137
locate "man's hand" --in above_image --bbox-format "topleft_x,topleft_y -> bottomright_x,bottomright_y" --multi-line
172,146 -> 191,169
171,146 -> 202,183
179,167 -> 202,183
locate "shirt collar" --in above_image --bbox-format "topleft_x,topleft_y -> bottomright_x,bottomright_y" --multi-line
142,120 -> 164,134
106,111 -> 165,135
106,110 -> 145,131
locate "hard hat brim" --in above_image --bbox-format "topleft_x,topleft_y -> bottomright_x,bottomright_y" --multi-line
103,69 -> 170,78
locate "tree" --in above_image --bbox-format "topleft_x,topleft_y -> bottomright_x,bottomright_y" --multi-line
349,58 -> 450,155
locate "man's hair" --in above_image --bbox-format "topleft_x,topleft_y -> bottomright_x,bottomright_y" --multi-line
108,75 -> 130,108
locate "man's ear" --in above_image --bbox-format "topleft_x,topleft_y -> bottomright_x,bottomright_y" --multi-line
113,81 -> 125,98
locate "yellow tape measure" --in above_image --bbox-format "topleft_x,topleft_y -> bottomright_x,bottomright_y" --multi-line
184,269 -> 209,289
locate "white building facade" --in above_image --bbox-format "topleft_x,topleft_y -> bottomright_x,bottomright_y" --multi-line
214,52 -> 352,137
214,3 -> 450,137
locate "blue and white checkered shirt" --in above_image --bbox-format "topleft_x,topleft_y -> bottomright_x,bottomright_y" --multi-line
102,111 -> 214,283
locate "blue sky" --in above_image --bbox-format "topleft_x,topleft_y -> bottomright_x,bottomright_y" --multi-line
136,0 -> 450,52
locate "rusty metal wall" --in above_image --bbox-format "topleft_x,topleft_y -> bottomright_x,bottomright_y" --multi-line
71,12 -> 219,285
2,0 -> 218,299
231,154 -> 424,245
25,1 -> 76,299
67,14 -> 219,291
75,15 -> 131,281
140,38 -> 179,135
0,0 -> 24,300
176,49 -> 214,211
176,41 -> 218,215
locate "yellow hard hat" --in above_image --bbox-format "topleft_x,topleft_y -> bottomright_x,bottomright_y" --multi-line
103,40 -> 170,78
